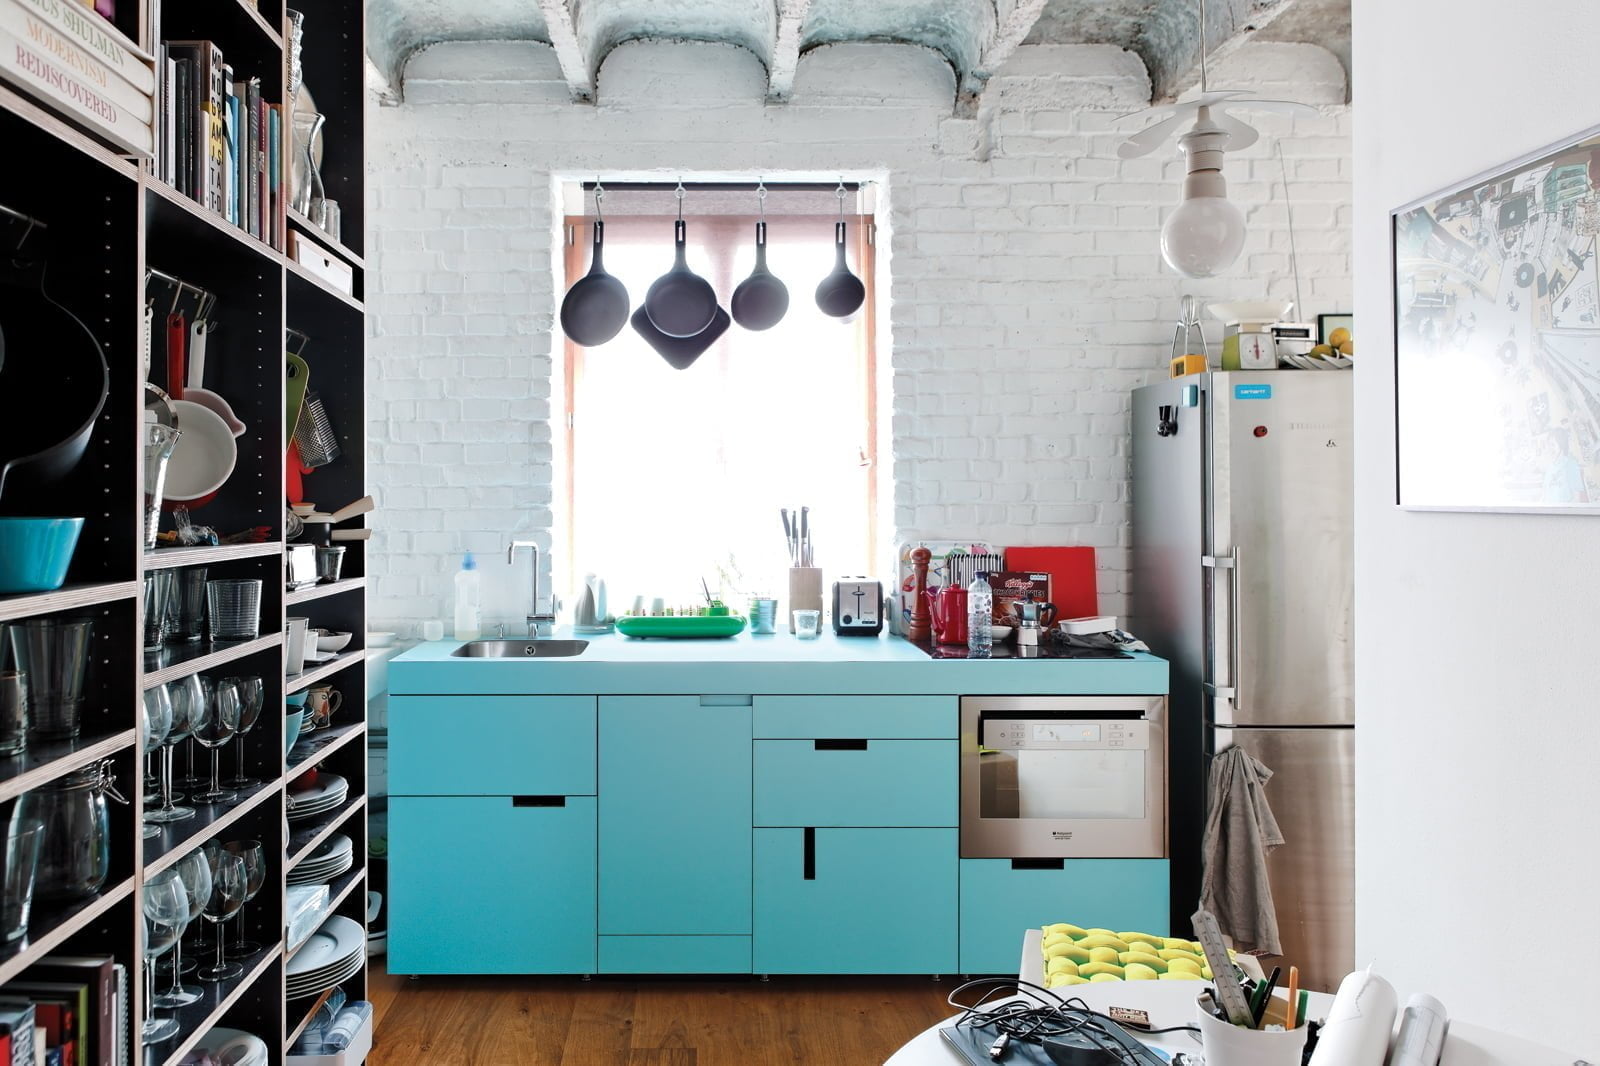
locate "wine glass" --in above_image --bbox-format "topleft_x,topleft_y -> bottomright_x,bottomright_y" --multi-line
175,675 -> 214,791
141,869 -> 189,1044
146,679 -> 199,824
154,849 -> 211,1007
221,839 -> 266,958
198,850 -> 247,981
222,676 -> 264,790
194,679 -> 241,804
140,688 -> 172,838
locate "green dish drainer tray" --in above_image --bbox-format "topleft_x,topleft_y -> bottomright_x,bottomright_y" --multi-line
614,614 -> 747,638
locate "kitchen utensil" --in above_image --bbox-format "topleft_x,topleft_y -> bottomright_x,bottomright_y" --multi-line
0,517 -> 84,593
285,616 -> 310,675
141,869 -> 189,1043
15,759 -> 119,901
561,219 -> 630,346
613,614 -> 747,638
142,419 -> 179,549
315,545 -> 346,585
1009,597 -> 1058,648
221,838 -> 266,957
284,709 -> 303,757
197,850 -> 247,981
731,220 -> 789,331
285,353 -> 310,442
169,566 -> 209,643
792,609 -> 821,639
156,849 -> 211,1007
305,685 -> 341,728
206,579 -> 262,641
293,391 -> 341,468
163,315 -> 237,506
0,669 -> 25,755
0,265 -> 110,501
788,566 -> 823,632
313,630 -> 351,653
286,544 -> 318,588
147,678 -> 198,825
1222,319 -> 1277,371
990,624 -> 1014,643
814,220 -> 865,318
183,319 -> 246,437
8,617 -> 92,739
311,196 -> 341,242
1,821 -> 41,942
573,573 -> 611,633
644,218 -> 718,338
192,680 -> 241,804
143,570 -> 177,650
1002,546 -> 1099,620
630,304 -> 729,370
924,584 -> 969,646
831,578 -> 883,636
748,597 -> 778,635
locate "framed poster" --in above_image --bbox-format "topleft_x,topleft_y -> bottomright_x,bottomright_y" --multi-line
1392,124 -> 1600,512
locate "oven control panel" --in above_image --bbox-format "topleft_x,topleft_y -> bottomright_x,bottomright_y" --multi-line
981,718 -> 1150,750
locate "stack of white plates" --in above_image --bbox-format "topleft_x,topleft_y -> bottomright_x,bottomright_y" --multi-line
286,915 -> 365,1001
287,834 -> 354,886
286,773 -> 349,823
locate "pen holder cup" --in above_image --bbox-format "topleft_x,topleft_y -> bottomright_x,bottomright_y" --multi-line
1196,996 -> 1307,1066
787,567 -> 823,632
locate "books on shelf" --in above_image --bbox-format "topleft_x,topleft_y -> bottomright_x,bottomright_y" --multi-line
0,956 -> 125,1066
156,38 -> 285,250
0,0 -> 155,157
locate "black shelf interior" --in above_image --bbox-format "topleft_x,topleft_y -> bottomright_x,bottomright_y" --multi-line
293,1 -> 364,258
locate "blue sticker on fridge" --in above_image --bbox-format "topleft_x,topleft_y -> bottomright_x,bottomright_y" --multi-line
1234,384 -> 1272,400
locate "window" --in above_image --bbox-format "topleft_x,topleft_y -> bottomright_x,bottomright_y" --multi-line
559,191 -> 878,611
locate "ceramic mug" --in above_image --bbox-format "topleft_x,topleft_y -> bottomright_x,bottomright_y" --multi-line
305,685 -> 342,729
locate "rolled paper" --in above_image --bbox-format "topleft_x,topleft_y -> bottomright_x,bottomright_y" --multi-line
1307,967 -> 1398,1066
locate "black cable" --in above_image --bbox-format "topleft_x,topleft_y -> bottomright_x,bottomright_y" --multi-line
945,977 -> 1178,1065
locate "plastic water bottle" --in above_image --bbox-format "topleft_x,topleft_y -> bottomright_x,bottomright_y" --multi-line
453,552 -> 481,640
967,571 -> 992,653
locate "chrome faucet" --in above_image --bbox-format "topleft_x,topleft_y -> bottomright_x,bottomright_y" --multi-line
507,540 -> 558,637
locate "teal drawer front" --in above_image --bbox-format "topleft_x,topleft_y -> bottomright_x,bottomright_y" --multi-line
598,696 -> 752,935
598,936 -> 751,974
390,695 -> 596,796
754,828 -> 957,974
959,858 -> 1170,974
389,796 -> 597,974
754,739 -> 957,827
754,696 -> 957,738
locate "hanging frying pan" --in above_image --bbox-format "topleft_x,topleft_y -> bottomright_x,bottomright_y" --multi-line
731,221 -> 789,331
815,220 -> 865,319
644,219 -> 718,339
162,311 -> 236,505
560,220 -> 629,345
631,304 -> 729,371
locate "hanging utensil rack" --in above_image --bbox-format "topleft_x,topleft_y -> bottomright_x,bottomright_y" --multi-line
0,201 -> 48,250
146,267 -> 218,321
287,327 -> 311,357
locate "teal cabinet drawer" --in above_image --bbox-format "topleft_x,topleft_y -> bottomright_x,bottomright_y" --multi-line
389,796 -> 596,974
599,936 -> 751,974
753,739 -> 956,827
598,696 -> 752,935
754,696 -> 956,739
390,695 -> 595,796
959,858 -> 1170,974
754,828 -> 957,974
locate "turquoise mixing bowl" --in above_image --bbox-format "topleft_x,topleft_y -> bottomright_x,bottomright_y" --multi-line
0,517 -> 85,594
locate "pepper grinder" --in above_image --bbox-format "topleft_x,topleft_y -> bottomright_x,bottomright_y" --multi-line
907,547 -> 932,641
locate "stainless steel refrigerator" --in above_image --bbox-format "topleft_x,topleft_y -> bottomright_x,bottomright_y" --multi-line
1131,372 -> 1353,993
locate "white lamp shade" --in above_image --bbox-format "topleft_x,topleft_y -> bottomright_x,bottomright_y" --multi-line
1160,194 -> 1246,278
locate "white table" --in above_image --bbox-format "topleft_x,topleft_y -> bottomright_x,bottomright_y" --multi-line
887,936 -> 1582,1066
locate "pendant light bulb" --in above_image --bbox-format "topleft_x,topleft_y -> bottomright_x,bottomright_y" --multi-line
1160,107 -> 1246,278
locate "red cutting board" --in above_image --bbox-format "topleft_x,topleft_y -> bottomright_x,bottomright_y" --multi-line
1003,546 -> 1098,619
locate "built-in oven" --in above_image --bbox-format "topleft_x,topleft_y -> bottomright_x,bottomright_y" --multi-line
960,695 -> 1167,859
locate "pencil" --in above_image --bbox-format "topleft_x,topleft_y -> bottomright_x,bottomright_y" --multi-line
1285,966 -> 1300,1028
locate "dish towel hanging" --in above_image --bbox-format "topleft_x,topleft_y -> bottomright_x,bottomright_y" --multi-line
1200,744 -> 1285,955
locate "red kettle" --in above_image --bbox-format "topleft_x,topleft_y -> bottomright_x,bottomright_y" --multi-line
924,585 -> 969,645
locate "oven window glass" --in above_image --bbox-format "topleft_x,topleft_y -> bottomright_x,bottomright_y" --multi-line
977,749 -> 1147,820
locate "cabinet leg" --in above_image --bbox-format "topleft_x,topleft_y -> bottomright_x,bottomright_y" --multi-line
407,975 -> 420,982
931,975 -> 943,982
758,974 -> 771,982
581,974 -> 593,982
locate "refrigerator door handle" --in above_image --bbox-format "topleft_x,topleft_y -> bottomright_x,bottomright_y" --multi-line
1201,550 -> 1241,708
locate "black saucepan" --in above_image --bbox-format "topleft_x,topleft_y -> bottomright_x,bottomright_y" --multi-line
731,221 -> 789,332
631,304 -> 730,371
644,220 -> 718,339
815,220 -> 866,319
560,220 -> 629,346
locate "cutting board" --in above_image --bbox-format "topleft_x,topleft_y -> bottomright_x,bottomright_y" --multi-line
1003,546 -> 1098,620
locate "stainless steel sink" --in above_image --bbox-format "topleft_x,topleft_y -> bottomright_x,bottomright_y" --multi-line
450,639 -> 590,658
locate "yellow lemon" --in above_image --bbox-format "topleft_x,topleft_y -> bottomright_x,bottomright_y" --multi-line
1328,327 -> 1352,348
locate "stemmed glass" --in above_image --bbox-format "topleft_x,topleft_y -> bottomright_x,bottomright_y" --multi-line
146,678 -> 201,824
194,679 -> 241,804
141,869 -> 189,1044
222,676 -> 264,790
174,676 -> 211,792
154,849 -> 211,1007
140,688 -> 172,838
198,849 -> 247,981
221,840 -> 266,958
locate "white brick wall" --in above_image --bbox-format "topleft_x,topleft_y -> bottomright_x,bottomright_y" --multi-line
366,39 -> 1352,633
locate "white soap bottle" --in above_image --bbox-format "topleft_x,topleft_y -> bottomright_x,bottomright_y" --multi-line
453,552 -> 482,640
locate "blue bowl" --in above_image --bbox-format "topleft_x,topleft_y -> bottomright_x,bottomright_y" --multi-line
0,517 -> 85,594
286,691 -> 310,708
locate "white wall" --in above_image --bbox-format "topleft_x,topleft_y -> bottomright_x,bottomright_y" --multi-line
365,38 -> 1351,633
1353,0 -> 1599,1055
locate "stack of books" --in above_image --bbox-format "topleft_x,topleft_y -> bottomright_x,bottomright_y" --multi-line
0,955 -> 131,1066
156,39 -> 286,249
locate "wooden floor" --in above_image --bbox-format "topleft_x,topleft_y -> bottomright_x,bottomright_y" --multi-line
367,965 -> 955,1065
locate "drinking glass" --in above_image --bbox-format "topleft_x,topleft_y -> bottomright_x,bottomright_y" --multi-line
139,687 -> 172,838
194,680 -> 241,804
154,849 -> 211,1007
206,579 -> 262,642
223,676 -> 264,790
198,850 -> 247,981
7,618 -> 93,739
168,567 -> 208,644
143,571 -> 176,651
221,840 -> 265,958
174,675 -> 212,792
0,669 -> 26,756
143,422 -> 179,550
1,821 -> 42,942
793,609 -> 822,639
141,869 -> 189,1044
145,679 -> 199,824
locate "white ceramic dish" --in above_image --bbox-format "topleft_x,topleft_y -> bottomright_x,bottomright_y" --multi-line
366,631 -> 397,649
991,625 -> 1014,642
164,399 -> 237,500
190,1027 -> 270,1066
314,630 -> 352,653
1207,299 -> 1295,323
287,773 -> 348,811
287,915 -> 364,976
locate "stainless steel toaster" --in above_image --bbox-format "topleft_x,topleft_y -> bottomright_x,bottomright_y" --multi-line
832,578 -> 884,636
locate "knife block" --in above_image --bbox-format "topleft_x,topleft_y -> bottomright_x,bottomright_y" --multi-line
788,567 -> 823,632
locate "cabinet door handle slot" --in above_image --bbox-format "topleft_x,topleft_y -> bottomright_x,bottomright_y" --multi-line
1010,858 -> 1064,870
512,795 -> 567,807
813,738 -> 868,751
803,827 -> 816,880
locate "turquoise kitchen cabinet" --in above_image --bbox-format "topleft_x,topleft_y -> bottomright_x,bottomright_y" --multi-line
753,739 -> 957,827
959,858 -> 1170,974
753,695 -> 957,738
389,795 -> 597,974
598,696 -> 752,939
389,695 -> 596,796
599,935 -> 751,974
753,827 -> 957,973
